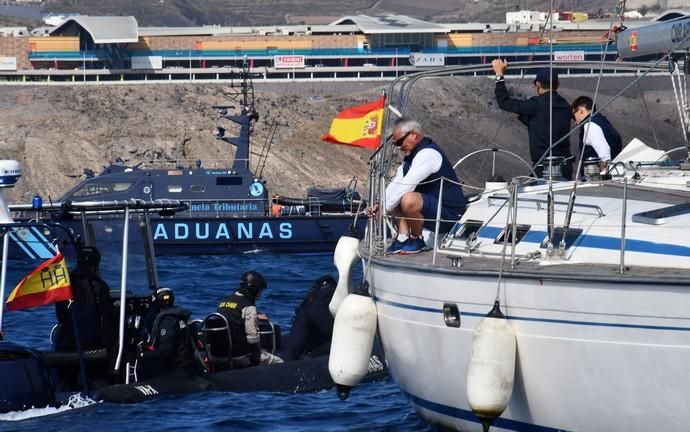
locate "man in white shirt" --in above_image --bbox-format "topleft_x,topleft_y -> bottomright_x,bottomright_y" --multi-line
571,96 -> 622,174
368,118 -> 466,254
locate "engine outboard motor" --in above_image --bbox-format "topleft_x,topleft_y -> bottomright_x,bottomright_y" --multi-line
0,341 -> 57,413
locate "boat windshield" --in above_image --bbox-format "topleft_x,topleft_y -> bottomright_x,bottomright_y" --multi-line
72,181 -> 135,197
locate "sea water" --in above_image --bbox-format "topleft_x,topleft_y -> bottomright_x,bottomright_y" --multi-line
0,253 -> 430,431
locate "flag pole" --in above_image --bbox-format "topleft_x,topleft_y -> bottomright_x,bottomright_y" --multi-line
0,232 -> 9,339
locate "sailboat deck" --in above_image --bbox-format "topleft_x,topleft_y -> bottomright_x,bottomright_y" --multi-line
368,248 -> 690,285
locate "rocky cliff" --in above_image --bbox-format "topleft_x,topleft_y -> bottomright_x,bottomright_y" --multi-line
0,75 -> 683,204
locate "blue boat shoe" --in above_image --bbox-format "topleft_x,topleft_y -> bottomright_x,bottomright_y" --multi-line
400,237 -> 427,254
386,238 -> 405,254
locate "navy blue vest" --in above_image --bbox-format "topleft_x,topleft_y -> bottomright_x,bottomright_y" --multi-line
402,138 -> 466,213
579,113 -> 622,160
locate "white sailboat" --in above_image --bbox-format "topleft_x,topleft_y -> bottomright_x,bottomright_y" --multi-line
355,16 -> 690,432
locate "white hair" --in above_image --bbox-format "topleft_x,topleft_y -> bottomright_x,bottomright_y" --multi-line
394,118 -> 423,135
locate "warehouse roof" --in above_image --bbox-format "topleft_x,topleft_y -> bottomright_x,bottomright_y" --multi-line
51,16 -> 139,43
330,15 -> 449,34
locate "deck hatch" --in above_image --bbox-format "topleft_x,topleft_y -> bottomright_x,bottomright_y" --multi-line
451,220 -> 483,241
632,202 -> 690,225
495,224 -> 531,245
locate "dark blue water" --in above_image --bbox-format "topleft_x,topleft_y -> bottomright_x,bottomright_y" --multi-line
0,253 -> 429,431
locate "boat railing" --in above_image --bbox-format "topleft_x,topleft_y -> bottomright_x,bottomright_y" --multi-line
9,199 -> 190,220
131,159 -> 243,170
366,60 -> 668,258
487,195 -> 605,217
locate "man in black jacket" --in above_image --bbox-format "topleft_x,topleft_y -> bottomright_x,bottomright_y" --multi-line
492,59 -> 573,179
54,246 -> 115,389
140,286 -> 197,377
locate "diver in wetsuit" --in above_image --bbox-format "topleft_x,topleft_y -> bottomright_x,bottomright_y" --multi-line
281,275 -> 337,361
54,245 -> 115,390
139,287 -> 197,377
217,271 -> 283,368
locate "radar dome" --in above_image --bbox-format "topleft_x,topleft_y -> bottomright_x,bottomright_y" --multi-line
0,160 -> 21,188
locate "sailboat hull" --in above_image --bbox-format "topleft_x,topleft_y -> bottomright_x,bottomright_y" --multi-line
369,257 -> 690,431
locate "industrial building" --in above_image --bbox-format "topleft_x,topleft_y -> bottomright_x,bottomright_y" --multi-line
0,13 -> 671,81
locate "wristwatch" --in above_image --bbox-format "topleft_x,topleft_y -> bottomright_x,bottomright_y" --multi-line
495,75 -> 504,82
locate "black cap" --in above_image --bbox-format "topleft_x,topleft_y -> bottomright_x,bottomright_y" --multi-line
240,271 -> 267,297
154,286 -> 175,308
534,68 -> 558,86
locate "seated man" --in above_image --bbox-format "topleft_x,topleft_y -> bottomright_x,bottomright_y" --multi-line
139,286 -> 199,377
217,271 -> 283,368
281,275 -> 337,361
368,117 -> 466,254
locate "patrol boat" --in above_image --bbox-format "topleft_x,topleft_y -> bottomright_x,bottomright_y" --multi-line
0,161 -> 386,412
16,61 -> 364,255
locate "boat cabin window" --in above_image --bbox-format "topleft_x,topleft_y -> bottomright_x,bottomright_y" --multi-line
217,177 -> 243,186
540,227 -> 583,250
72,181 -> 134,197
452,220 -> 483,240
494,224 -> 530,245
190,185 -> 205,192
167,185 -> 183,193
632,202 -> 690,225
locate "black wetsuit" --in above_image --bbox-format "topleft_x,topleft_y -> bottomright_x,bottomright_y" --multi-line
54,266 -> 115,390
142,306 -> 196,376
55,266 -> 115,352
281,278 -> 336,361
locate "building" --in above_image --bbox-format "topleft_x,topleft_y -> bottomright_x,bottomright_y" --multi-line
0,13 -> 659,80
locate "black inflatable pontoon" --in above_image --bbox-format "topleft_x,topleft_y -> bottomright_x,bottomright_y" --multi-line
96,345 -> 386,403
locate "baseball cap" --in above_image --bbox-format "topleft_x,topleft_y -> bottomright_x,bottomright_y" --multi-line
534,68 -> 559,86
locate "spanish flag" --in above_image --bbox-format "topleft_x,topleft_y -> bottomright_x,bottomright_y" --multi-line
6,252 -> 72,311
321,96 -> 385,149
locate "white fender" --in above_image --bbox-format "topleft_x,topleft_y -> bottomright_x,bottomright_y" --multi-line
328,291 -> 377,400
466,301 -> 516,428
328,234 -> 360,317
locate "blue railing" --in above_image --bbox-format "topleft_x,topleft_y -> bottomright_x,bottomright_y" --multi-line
28,50 -> 108,60
421,43 -> 617,54
127,47 -> 413,57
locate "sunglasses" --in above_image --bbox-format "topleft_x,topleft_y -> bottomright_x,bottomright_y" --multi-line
391,131 -> 412,147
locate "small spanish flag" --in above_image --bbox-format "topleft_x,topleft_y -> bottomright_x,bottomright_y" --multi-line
6,252 -> 72,311
321,96 -> 385,149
